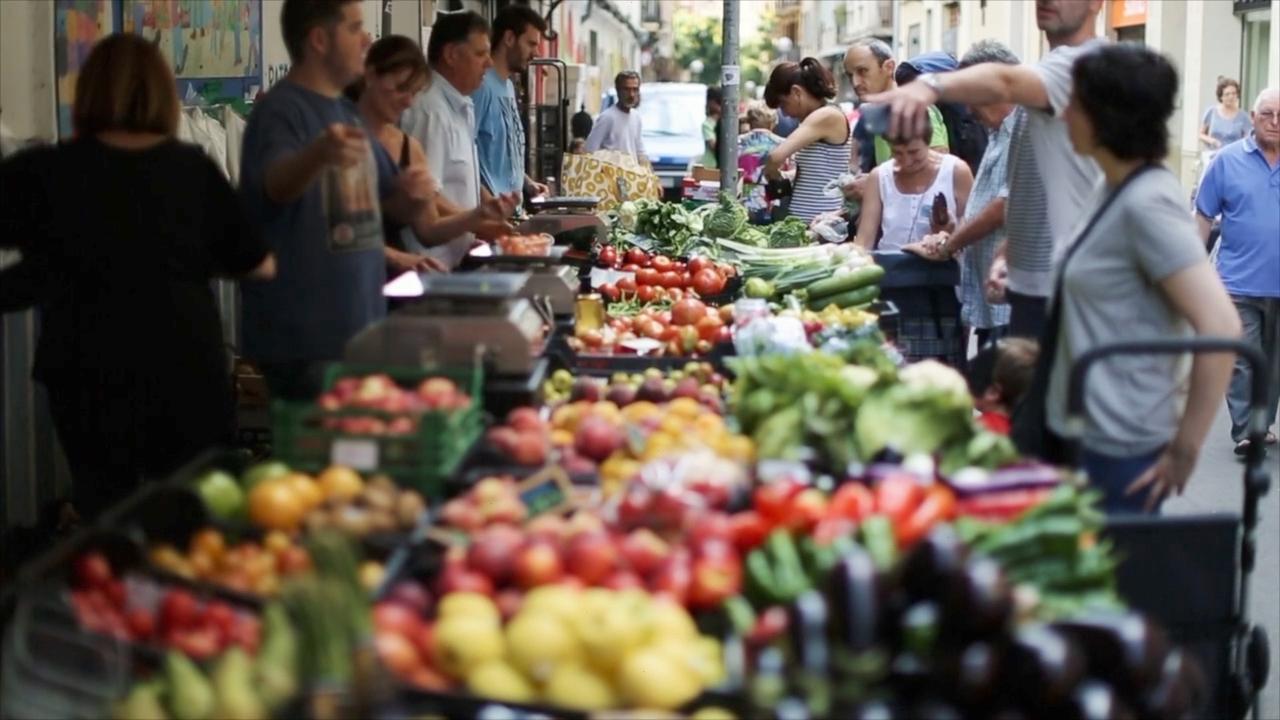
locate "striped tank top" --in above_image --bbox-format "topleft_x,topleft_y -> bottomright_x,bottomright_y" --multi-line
788,121 -> 852,223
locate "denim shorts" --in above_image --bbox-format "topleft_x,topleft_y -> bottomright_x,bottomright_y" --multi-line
1082,446 -> 1166,515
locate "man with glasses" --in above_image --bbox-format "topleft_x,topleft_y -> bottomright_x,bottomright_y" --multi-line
1195,88 -> 1280,456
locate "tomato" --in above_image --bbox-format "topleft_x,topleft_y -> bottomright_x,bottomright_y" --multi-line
719,304 -> 735,323
159,589 -> 200,632
673,261 -> 687,273
896,486 -> 958,547
688,256 -> 713,275
695,314 -> 724,342
785,489 -> 829,533
651,255 -> 673,272
661,324 -> 680,342
653,287 -> 669,302
126,609 -> 156,641
875,474 -> 925,526
658,271 -> 682,288
729,511 -> 771,552
642,320 -> 667,340
657,310 -> 673,325
692,268 -> 727,296
204,601 -> 238,641
671,298 -> 709,326
636,268 -> 660,286
667,288 -> 684,302
829,482 -> 875,522
621,263 -> 641,272
688,512 -> 734,549
625,248 -> 649,266
617,276 -> 637,294
636,285 -> 657,303
598,246 -> 618,267
715,326 -> 732,344
753,480 -> 803,523
74,551 -> 113,589
599,282 -> 620,302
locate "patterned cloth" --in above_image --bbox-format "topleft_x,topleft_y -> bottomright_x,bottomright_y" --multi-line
959,110 -> 1017,330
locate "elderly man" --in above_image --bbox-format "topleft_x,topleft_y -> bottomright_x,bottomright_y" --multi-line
585,71 -> 648,164
843,38 -> 949,174
1195,87 -> 1280,455
916,40 -> 1021,350
867,0 -> 1106,339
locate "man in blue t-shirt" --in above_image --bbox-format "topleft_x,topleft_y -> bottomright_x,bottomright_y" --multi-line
239,0 -> 433,399
1195,88 -> 1280,455
473,4 -> 548,199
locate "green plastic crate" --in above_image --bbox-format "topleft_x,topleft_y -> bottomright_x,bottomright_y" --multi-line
272,363 -> 484,500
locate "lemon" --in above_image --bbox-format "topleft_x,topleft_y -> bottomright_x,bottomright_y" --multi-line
437,592 -> 501,627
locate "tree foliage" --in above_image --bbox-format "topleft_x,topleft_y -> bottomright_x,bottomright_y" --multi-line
673,13 -> 722,86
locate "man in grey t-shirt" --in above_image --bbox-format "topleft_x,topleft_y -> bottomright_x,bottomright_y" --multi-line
866,0 -> 1106,337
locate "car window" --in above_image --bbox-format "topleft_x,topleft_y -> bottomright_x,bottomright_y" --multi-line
639,91 -> 705,138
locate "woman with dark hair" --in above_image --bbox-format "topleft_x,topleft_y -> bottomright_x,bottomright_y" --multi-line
347,35 -> 514,273
1030,45 -> 1240,514
1200,77 -> 1250,151
762,58 -> 852,223
0,34 -> 275,519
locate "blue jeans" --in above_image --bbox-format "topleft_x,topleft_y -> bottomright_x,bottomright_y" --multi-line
1226,297 -> 1280,442
1082,447 -> 1165,515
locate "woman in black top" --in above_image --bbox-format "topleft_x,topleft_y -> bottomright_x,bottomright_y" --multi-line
0,34 -> 275,520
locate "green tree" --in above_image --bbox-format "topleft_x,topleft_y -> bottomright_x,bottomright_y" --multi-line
673,14 -> 721,86
741,8 -> 779,89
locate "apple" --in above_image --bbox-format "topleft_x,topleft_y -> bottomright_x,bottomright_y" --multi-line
482,495 -> 528,525
513,541 -> 564,589
195,470 -> 244,519
570,379 -> 603,403
417,377 -> 458,408
486,427 -> 520,455
602,570 -> 644,590
439,499 -> 483,532
506,407 -> 544,433
620,528 -> 671,577
635,377 -> 669,403
562,511 -> 606,538
435,564 -> 494,597
671,377 -> 701,400
466,525 -> 525,584
385,580 -> 432,616
605,383 -> 637,407
509,431 -> 549,466
616,488 -> 653,531
566,532 -> 619,586
524,514 -> 566,541
574,418 -> 624,462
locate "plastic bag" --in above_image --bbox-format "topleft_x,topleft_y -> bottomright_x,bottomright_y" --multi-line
320,146 -> 384,253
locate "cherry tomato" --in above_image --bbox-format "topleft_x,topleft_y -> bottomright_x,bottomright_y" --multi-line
598,246 -> 618,267
829,482 -> 875,522
617,276 -> 637,294
636,285 -> 657,303
636,268 -> 660,286
692,268 -> 727,296
651,255 -> 673,272
625,248 -> 649,266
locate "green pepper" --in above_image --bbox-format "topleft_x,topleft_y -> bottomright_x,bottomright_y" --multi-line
723,595 -> 758,637
860,515 -> 898,571
765,529 -> 810,601
746,548 -> 784,605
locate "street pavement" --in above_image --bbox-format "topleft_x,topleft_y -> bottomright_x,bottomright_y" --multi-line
1166,403 -> 1279,719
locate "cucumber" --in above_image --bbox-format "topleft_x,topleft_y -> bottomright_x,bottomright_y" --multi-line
808,285 -> 880,310
803,264 -> 885,301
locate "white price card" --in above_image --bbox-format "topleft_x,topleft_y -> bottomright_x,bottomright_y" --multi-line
722,65 -> 741,87
331,439 -> 379,471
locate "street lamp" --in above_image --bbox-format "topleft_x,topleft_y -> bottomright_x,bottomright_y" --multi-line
773,36 -> 793,57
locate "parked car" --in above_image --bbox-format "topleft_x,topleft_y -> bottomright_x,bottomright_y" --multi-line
638,82 -> 707,200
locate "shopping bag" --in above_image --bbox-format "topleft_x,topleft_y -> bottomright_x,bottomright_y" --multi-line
562,150 -> 661,210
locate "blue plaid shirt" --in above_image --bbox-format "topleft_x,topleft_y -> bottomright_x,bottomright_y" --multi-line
959,109 -> 1017,330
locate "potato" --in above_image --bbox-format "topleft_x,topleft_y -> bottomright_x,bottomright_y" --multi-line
396,491 -> 427,528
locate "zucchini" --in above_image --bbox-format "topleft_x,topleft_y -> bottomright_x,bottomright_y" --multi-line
808,285 -> 880,310
804,264 -> 885,301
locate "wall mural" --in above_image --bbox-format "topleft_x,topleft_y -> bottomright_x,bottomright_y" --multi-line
122,0 -> 262,80
54,0 -> 116,139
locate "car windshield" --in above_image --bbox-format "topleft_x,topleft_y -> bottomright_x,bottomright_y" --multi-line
639,90 -> 705,138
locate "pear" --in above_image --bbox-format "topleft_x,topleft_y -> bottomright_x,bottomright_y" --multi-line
254,603 -> 298,710
163,652 -> 214,720
112,682 -> 168,720
212,648 -> 268,720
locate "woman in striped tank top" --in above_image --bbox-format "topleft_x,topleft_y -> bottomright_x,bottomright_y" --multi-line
763,58 -> 853,224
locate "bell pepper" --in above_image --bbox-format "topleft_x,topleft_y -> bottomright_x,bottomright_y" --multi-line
895,485 -> 957,547
954,487 -> 1055,521
688,554 -> 744,610
874,474 -> 925,526
744,529 -> 811,605
828,482 -> 875,523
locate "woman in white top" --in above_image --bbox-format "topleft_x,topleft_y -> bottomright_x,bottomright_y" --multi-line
852,128 -> 972,252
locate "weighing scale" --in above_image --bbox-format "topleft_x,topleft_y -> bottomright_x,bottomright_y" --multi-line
516,196 -> 607,248
462,245 -> 580,317
355,272 -> 553,414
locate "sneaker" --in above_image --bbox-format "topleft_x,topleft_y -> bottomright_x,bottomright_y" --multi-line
1234,439 -> 1251,456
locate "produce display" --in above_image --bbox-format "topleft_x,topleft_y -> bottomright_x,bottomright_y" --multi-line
594,248 -> 736,303
314,373 -> 473,435
147,528 -> 311,598
494,233 -> 554,256
567,297 -> 733,357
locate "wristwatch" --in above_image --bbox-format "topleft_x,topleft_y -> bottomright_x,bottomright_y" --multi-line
917,72 -> 944,101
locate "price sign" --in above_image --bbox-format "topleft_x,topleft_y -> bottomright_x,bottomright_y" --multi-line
331,439 -> 379,471
722,64 -> 741,87
517,466 -> 576,517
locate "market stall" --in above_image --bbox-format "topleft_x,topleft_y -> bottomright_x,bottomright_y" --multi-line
0,193 -> 1269,720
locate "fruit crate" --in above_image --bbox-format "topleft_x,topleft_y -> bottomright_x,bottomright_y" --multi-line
272,363 -> 485,502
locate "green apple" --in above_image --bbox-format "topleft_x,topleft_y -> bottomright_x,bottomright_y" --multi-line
239,461 -> 290,491
196,470 -> 244,519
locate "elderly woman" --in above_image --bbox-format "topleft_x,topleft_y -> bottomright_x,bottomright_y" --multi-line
0,35 -> 275,519
1036,45 -> 1241,513
738,102 -> 786,224
1200,77 -> 1251,152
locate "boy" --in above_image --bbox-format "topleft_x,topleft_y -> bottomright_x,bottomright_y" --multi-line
967,338 -> 1038,435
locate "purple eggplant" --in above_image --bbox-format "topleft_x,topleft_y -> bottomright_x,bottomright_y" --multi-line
1063,680 -> 1137,720
898,525 -> 967,603
1140,650 -> 1206,720
1006,625 -> 1087,708
1051,612 -> 1170,701
828,546 -> 883,653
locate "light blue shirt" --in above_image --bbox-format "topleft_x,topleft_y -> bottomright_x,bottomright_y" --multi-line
473,68 -> 525,196
1196,133 -> 1280,298
960,110 -> 1016,330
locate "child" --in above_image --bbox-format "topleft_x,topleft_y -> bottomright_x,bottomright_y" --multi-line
967,338 -> 1038,435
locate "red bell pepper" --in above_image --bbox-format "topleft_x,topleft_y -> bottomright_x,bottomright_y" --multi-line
874,474 -> 925,526
895,485 -> 958,547
729,511 -> 772,553
828,482 -> 875,523
954,487 -> 1055,521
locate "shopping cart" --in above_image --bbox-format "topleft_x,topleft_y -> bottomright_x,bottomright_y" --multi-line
1065,338 -> 1273,719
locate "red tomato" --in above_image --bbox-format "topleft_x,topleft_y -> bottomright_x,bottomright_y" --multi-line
598,246 -> 618,267
653,287 -> 669,302
657,310 -> 673,325
896,486 -> 958,547
875,474 -> 926,526
661,324 -> 680,342
673,261 -> 688,273
126,608 -> 156,640
692,268 -> 727,296
715,326 -> 732,344
688,256 -> 713,275
658,271 -> 682,288
636,285 -> 657,303
617,276 -> 637,294
829,482 -> 875,522
74,552 -> 113,589
688,512 -> 734,548
667,288 -> 684,302
636,268 -> 660,286
599,282 -> 620,302
625,248 -> 649,266
651,255 -> 673,272
642,320 -> 667,340
729,511 -> 771,552
786,489 -> 829,533
671,298 -> 709,326
159,589 -> 200,633
621,263 -> 641,272
754,481 -> 803,523
695,314 -> 724,342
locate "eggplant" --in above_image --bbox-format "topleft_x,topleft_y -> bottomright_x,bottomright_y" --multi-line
1006,625 -> 1087,708
908,698 -> 964,720
941,556 -> 1013,643
1140,650 -> 1206,720
828,546 -> 883,653
788,590 -> 830,672
899,525 -> 967,603
954,641 -> 1002,707
1062,680 -> 1136,720
946,462 -> 1063,498
1051,612 -> 1170,701
750,647 -> 789,713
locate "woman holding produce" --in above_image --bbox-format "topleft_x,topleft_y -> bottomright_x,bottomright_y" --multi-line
762,59 -> 852,224
1031,45 -> 1241,514
346,35 -> 517,273
851,125 -> 973,252
0,35 -> 275,519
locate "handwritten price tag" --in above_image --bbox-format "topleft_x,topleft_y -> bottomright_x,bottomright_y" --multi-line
331,439 -> 379,471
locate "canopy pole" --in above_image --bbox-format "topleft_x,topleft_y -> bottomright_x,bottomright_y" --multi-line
719,0 -> 740,195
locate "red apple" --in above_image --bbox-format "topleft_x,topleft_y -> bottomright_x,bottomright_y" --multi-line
495,589 -> 524,621
385,580 -> 432,616
602,570 -> 644,590
486,427 -> 520,455
620,528 -> 671,577
562,511 -> 606,538
506,407 -> 544,433
482,496 -> 528,525
566,532 -> 619,586
574,418 -> 624,462
439,499 -> 483,532
513,541 -> 565,589
466,525 -> 525,585
616,488 -> 653,531
524,514 -> 566,541
435,565 -> 494,597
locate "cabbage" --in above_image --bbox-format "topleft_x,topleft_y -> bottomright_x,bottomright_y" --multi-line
704,193 -> 749,239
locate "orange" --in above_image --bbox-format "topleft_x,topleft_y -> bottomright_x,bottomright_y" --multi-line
285,472 -> 324,510
248,477 -> 305,532
317,465 -> 365,501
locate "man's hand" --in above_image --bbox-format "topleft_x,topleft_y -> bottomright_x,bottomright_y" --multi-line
474,219 -> 516,240
864,81 -> 941,141
386,247 -> 447,275
1126,441 -> 1198,512
527,181 -> 550,198
985,254 -> 1008,304
313,123 -> 369,168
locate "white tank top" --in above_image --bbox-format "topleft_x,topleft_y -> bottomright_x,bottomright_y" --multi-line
876,153 -> 958,252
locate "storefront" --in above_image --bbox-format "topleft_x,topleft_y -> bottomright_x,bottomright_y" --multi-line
1235,0 -> 1274,102
1109,0 -> 1148,45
